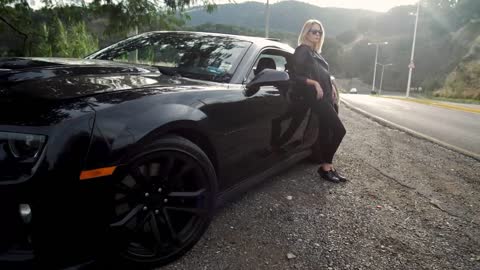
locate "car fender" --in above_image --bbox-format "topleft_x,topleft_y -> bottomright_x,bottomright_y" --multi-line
83,103 -> 209,171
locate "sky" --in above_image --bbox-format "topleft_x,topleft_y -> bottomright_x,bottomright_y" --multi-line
219,0 -> 419,12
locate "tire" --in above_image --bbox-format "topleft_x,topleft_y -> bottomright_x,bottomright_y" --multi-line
105,135 -> 217,269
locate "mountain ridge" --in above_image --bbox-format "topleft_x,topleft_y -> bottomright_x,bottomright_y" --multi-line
186,1 -> 379,36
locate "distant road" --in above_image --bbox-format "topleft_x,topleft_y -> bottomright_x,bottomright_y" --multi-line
341,94 -> 480,158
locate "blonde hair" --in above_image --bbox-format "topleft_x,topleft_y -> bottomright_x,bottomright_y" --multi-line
298,19 -> 325,53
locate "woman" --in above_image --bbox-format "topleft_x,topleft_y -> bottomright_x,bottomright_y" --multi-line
291,19 -> 347,183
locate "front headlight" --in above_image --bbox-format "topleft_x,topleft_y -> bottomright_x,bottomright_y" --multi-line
0,131 -> 47,180
7,133 -> 45,160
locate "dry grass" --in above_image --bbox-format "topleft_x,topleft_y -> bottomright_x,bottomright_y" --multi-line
434,87 -> 480,100
433,61 -> 480,100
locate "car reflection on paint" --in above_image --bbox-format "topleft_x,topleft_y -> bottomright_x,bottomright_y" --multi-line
0,31 -> 320,269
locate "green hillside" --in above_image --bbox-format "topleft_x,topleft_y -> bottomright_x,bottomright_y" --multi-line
433,20 -> 480,99
1,0 -> 478,100
186,1 -> 378,36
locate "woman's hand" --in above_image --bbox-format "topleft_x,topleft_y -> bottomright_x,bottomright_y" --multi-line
314,82 -> 324,100
306,79 -> 323,100
332,86 -> 337,101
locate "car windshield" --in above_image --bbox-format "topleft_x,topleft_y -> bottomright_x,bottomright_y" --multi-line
86,32 -> 252,83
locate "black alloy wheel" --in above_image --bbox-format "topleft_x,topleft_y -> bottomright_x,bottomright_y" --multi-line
108,136 -> 217,268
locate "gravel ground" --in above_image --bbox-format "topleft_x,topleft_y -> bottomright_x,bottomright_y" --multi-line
161,105 -> 480,270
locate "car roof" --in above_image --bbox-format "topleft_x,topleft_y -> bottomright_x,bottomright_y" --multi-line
137,31 -> 295,53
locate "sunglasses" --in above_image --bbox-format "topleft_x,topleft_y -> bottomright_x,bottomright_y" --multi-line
309,29 -> 323,35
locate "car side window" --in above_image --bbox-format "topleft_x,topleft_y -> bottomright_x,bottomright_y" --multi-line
246,51 -> 290,83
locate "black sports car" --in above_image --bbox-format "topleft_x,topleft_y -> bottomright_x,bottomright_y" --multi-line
0,31 -> 324,269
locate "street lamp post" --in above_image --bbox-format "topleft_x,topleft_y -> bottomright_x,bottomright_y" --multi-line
368,41 -> 388,94
378,63 -> 393,95
265,0 -> 270,38
406,0 -> 421,98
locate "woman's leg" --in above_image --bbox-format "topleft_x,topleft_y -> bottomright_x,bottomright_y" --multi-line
311,100 -> 346,165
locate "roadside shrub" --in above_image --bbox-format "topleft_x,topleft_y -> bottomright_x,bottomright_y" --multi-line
434,61 -> 480,100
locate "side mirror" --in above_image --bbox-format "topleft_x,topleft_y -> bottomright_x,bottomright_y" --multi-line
244,69 -> 289,97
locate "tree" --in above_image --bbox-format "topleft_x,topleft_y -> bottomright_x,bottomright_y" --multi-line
33,24 -> 52,56
456,0 -> 480,25
53,17 -> 69,57
0,1 -> 33,54
67,0 -> 219,37
69,21 -> 99,57
0,0 -> 227,57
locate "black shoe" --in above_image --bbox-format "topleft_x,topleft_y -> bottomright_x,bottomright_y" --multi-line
317,167 -> 340,183
332,170 -> 348,182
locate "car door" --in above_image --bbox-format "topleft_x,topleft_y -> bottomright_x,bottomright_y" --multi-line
201,48 -> 313,189
200,81 -> 286,189
245,50 -> 314,168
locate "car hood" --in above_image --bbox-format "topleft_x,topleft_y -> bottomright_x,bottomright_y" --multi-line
0,57 -> 215,100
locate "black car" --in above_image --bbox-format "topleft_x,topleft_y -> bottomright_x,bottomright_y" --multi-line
0,31 -> 322,269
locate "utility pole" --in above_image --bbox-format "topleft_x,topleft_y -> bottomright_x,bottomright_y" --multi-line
378,63 -> 393,95
368,41 -> 388,94
406,0 -> 420,98
128,25 -> 139,63
265,0 -> 270,38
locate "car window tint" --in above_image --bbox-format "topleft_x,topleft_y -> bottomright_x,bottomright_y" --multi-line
88,33 -> 252,83
247,52 -> 288,83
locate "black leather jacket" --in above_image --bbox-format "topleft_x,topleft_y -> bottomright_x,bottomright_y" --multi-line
290,44 -> 333,104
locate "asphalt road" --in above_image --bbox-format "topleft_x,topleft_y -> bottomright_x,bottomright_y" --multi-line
340,94 -> 480,157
